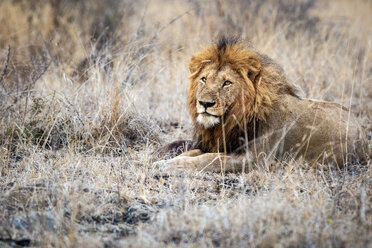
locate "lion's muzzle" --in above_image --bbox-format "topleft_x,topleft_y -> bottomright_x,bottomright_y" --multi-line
196,100 -> 223,128
196,113 -> 220,128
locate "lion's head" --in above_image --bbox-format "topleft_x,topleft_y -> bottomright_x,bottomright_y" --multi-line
187,37 -> 298,153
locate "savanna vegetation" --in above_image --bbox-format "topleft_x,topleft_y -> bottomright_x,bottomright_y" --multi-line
0,0 -> 371,247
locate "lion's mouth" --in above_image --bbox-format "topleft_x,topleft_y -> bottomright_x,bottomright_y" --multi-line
197,112 -> 220,128
200,112 -> 220,118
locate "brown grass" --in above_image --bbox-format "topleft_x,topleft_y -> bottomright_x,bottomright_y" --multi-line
0,0 -> 371,247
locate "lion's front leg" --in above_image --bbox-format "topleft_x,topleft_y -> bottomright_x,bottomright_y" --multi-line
156,153 -> 247,173
178,149 -> 203,157
163,153 -> 223,171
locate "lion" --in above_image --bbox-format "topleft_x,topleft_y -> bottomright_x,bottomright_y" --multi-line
155,36 -> 369,173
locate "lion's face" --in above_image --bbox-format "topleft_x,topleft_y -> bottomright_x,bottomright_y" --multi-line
194,64 -> 244,128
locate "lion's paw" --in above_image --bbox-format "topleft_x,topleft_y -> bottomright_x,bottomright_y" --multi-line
152,157 -> 189,176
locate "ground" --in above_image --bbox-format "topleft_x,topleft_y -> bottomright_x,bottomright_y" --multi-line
0,0 -> 371,247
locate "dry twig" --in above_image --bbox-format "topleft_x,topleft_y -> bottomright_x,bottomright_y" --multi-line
0,46 -> 10,93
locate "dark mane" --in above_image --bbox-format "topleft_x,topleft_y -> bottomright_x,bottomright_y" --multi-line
217,35 -> 240,51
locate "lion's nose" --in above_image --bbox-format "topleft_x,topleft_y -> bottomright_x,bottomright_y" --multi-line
199,101 -> 216,109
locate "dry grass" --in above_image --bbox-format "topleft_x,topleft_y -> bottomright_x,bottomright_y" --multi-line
0,0 -> 371,247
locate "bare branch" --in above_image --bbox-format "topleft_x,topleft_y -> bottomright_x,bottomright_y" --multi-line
21,51 -> 52,94
0,46 -> 10,92
149,11 -> 190,45
4,44 -> 52,112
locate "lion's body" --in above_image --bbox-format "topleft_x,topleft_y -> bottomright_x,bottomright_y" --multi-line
156,37 -> 368,172
247,94 -> 365,165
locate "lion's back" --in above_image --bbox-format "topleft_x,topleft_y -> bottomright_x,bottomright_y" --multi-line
268,95 -> 369,165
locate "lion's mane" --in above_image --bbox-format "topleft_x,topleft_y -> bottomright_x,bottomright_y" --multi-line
187,37 -> 298,153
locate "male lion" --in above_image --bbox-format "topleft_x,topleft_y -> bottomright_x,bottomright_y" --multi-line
155,37 -> 369,173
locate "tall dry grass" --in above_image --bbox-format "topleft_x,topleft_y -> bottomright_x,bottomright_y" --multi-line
0,0 -> 371,247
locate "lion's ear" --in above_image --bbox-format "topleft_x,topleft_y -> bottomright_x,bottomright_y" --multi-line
189,56 -> 211,75
189,56 -> 199,74
246,58 -> 261,83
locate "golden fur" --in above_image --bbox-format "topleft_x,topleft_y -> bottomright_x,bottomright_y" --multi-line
155,37 -> 369,173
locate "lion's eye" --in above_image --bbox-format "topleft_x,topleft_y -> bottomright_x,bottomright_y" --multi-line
222,81 -> 232,87
201,77 -> 207,83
